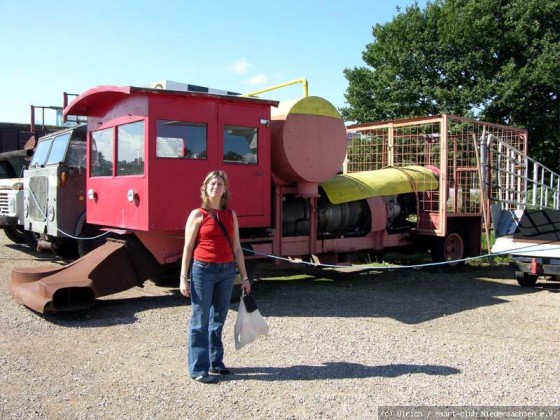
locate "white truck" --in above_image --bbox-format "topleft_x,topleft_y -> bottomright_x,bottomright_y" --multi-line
0,177 -> 24,242
0,151 -> 35,246
24,124 -> 92,259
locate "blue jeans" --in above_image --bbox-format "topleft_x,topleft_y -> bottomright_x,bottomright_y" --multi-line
188,260 -> 236,377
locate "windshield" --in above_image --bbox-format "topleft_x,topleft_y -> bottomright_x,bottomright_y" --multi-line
29,138 -> 53,167
46,132 -> 71,165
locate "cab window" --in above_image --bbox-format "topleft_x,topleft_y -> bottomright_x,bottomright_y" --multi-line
91,127 -> 114,177
156,120 -> 207,159
223,125 -> 257,164
117,121 -> 145,176
46,132 -> 71,165
67,140 -> 87,168
30,138 -> 53,167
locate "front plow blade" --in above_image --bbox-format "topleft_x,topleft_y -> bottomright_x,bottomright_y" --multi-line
10,241 -> 141,313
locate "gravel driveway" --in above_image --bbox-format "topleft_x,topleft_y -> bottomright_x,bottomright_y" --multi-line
1,231 -> 559,419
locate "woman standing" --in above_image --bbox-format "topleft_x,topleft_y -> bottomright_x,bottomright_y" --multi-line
179,170 -> 251,384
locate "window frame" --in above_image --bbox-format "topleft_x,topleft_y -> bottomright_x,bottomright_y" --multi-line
89,116 -> 146,177
155,119 -> 208,160
222,124 -> 258,165
116,120 -> 145,177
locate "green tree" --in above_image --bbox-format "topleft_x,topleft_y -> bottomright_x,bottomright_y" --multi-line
342,0 -> 560,173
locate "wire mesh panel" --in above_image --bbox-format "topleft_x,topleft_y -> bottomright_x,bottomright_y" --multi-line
345,128 -> 389,172
347,116 -> 447,234
346,114 -> 532,235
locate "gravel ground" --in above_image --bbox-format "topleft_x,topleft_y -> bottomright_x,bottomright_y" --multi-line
1,230 -> 559,420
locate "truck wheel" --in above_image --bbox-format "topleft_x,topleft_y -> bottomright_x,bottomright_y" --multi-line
431,231 -> 465,267
515,271 -> 538,287
23,230 -> 38,249
2,226 -> 25,244
54,239 -> 80,260
77,225 -> 106,257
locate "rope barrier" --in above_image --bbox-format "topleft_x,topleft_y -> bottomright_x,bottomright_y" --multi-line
241,243 -> 559,271
26,187 -> 109,241
25,185 -> 558,271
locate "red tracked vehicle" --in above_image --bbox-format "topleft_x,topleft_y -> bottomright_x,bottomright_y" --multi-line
10,83 -> 495,313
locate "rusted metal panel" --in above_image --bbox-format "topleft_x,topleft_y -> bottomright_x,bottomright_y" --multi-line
10,240 -> 142,313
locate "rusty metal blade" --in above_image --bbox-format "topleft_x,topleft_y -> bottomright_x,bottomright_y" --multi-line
10,241 -> 141,313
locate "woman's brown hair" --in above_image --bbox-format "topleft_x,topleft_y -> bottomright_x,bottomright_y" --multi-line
200,170 -> 229,209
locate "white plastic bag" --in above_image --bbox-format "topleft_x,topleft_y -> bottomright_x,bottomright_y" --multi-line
234,296 -> 269,350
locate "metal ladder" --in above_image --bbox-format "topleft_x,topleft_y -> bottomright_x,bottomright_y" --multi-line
481,133 -> 560,212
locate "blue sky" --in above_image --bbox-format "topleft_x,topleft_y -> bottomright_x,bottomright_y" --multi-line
0,0 -> 426,125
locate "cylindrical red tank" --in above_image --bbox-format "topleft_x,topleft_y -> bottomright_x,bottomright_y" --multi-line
270,96 -> 347,195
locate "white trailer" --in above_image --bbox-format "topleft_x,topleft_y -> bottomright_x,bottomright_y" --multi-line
488,137 -> 560,286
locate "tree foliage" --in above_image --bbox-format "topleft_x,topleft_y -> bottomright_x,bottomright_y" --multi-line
342,0 -> 560,173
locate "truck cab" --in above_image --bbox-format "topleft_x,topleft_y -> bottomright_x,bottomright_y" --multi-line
24,125 -> 88,258
0,153 -> 34,245
0,168 -> 24,243
62,86 -> 277,265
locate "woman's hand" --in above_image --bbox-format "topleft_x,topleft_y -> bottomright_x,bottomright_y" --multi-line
241,278 -> 251,294
180,278 -> 190,298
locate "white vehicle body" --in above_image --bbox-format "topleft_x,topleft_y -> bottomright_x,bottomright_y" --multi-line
0,178 -> 24,225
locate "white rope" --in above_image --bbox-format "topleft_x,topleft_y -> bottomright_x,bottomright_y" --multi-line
26,187 -> 109,241
26,183 -> 556,269
241,243 -> 558,271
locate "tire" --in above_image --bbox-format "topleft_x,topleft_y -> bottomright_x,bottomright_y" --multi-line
77,224 -> 107,257
54,238 -> 79,260
153,263 -> 181,286
2,226 -> 25,244
430,231 -> 465,267
516,271 -> 538,287
23,230 -> 38,249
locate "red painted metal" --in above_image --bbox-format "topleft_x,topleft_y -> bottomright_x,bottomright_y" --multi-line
271,113 -> 347,184
10,241 -> 138,312
11,84 -> 462,313
65,86 -> 277,264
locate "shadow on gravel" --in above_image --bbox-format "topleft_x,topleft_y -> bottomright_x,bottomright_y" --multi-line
4,243 -> 66,263
41,290 -> 186,328
250,263 -> 549,324
36,262 -> 555,327
224,362 -> 460,381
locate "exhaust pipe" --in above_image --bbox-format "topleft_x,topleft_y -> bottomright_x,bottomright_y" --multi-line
10,237 -> 159,313
36,239 -> 55,253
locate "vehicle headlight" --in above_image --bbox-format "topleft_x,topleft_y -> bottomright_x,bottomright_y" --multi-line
8,196 -> 16,213
47,205 -> 55,221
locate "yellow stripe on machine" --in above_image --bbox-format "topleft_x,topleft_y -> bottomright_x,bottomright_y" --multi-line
320,165 -> 439,204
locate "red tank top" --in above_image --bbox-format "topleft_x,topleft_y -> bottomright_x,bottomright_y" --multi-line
193,208 -> 235,263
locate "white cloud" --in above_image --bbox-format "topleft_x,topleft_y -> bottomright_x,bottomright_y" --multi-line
248,74 -> 268,84
228,58 -> 250,74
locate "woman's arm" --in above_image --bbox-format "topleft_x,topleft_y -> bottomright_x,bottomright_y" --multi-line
179,209 -> 203,298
